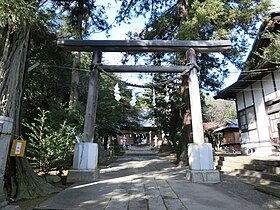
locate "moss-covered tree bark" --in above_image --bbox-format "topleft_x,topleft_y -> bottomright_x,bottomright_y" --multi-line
0,17 -> 59,202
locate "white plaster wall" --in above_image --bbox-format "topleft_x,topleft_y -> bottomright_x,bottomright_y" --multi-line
240,132 -> 249,144
274,69 -> 280,91
252,82 -> 270,142
262,74 -> 274,95
249,130 -> 259,143
244,87 -> 253,107
265,91 -> 278,102
263,73 -> 276,101
236,92 -> 244,111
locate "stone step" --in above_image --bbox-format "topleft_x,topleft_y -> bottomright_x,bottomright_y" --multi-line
254,183 -> 280,198
215,155 -> 280,199
262,172 -> 280,182
265,166 -> 280,174
231,169 -> 280,183
246,164 -> 280,174
230,169 -> 263,178
243,164 -> 268,172
215,156 -> 280,174
215,155 -> 253,164
125,152 -> 157,156
0,205 -> 21,210
216,160 -> 248,169
125,150 -> 158,156
251,159 -> 280,167
216,165 -> 243,172
128,146 -> 153,151
238,177 -> 280,198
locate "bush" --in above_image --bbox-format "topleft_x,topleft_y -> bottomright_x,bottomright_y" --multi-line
23,108 -> 77,173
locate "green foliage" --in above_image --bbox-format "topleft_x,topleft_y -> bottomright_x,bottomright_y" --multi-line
203,95 -> 237,123
204,129 -> 223,151
127,0 -> 272,90
51,0 -> 111,38
23,108 -> 77,173
96,74 -> 141,137
116,0 -> 174,23
141,74 -> 184,159
0,0 -> 35,28
258,32 -> 280,64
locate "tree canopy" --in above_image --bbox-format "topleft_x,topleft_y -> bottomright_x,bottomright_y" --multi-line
121,0 -> 272,90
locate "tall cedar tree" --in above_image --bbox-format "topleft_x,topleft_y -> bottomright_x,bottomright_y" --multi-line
52,0 -> 110,113
0,0 -> 60,201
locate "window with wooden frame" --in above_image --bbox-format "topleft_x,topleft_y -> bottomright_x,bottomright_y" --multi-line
238,106 -> 256,132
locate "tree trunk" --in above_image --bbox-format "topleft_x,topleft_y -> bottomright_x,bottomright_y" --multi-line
179,74 -> 193,166
177,0 -> 191,166
179,0 -> 188,21
69,51 -> 80,112
0,23 -> 59,201
69,0 -> 84,113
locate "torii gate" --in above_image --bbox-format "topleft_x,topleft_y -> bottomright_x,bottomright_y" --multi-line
57,39 -> 231,183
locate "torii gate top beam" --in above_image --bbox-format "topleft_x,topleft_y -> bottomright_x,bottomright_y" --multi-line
57,39 -> 231,53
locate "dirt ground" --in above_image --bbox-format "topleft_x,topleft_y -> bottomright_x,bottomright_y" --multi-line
13,194 -> 56,210
10,158 -> 116,210
11,181 -> 72,210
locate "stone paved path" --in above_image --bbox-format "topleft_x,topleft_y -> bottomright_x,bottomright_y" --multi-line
35,154 -> 278,210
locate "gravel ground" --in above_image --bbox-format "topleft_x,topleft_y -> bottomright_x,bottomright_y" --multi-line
215,173 -> 280,209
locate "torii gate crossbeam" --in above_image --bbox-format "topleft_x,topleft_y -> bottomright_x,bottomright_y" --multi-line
59,39 -> 231,184
57,39 -> 231,53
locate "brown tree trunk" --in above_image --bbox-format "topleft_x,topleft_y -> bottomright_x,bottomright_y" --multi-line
178,0 -> 191,166
69,51 -> 80,112
179,0 -> 188,21
0,24 -> 30,132
69,0 -> 84,113
179,74 -> 193,166
0,23 -> 59,201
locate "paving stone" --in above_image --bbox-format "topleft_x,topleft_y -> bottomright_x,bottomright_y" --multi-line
128,198 -> 148,210
163,198 -> 187,210
35,154 -> 279,210
105,199 -> 129,210
148,196 -> 166,210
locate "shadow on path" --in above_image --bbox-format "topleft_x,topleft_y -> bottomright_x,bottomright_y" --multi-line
34,154 -> 278,210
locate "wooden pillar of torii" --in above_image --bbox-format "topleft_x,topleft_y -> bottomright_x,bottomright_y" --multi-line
58,39 -> 231,183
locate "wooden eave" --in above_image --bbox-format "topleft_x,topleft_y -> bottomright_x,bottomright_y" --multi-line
57,39 -> 231,53
214,68 -> 276,100
215,11 -> 280,100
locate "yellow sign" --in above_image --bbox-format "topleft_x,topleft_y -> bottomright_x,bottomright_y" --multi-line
10,139 -> 26,157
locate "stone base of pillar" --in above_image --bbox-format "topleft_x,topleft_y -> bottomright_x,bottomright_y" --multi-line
67,169 -> 100,183
186,169 -> 220,183
187,143 -> 220,183
72,142 -> 98,170
67,142 -> 99,183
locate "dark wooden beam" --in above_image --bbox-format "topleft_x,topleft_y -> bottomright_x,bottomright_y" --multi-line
57,39 -> 231,53
100,65 -> 189,73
